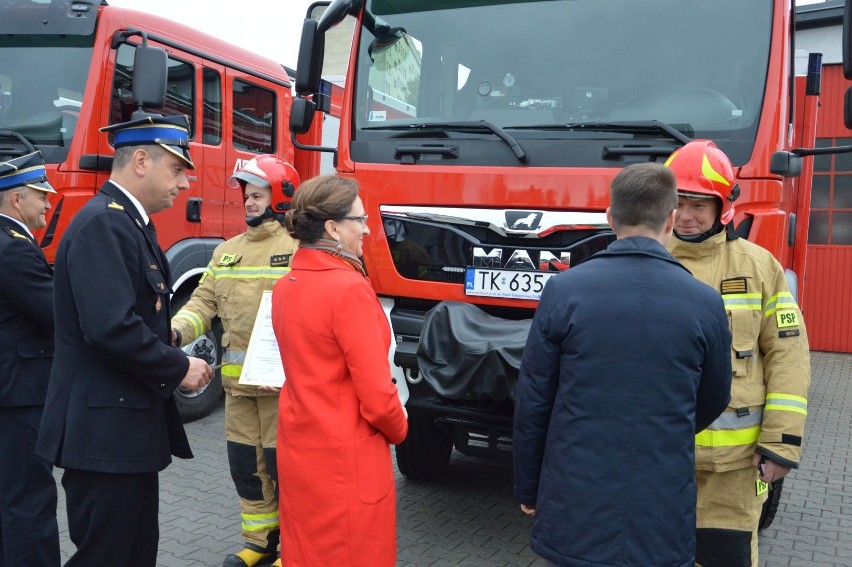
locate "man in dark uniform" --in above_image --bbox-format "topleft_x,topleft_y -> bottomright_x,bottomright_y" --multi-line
36,115 -> 213,566
0,151 -> 59,566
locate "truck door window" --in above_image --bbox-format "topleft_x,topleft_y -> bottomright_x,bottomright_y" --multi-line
203,69 -> 222,145
112,44 -> 196,138
232,79 -> 275,154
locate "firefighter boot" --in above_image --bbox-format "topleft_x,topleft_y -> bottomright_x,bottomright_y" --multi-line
222,547 -> 276,567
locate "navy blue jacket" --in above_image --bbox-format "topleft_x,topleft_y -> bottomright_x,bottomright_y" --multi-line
37,182 -> 192,473
514,237 -> 731,567
0,216 -> 53,407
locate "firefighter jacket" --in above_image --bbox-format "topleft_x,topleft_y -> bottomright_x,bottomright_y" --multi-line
669,231 -> 810,472
173,220 -> 297,397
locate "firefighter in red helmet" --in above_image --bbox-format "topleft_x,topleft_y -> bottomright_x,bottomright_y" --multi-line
172,155 -> 300,567
666,140 -> 810,567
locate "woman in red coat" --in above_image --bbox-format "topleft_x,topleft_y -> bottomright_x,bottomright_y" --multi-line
271,175 -> 408,566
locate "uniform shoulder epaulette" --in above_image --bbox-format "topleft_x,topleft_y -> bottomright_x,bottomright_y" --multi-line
107,200 -> 125,211
7,227 -> 30,240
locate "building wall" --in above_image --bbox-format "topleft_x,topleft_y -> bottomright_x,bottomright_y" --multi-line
803,64 -> 852,352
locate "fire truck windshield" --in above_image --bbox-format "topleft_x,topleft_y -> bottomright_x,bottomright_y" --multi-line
354,0 -> 772,165
0,35 -> 93,161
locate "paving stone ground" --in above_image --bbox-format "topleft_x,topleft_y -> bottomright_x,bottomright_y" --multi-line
54,351 -> 852,566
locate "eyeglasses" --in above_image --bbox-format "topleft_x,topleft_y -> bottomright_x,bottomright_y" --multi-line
342,215 -> 369,227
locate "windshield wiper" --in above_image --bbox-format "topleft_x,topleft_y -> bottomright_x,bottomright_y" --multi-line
569,120 -> 692,145
367,120 -> 528,164
517,120 -> 692,160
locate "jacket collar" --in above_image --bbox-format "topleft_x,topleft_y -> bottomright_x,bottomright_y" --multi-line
668,230 -> 726,261
593,236 -> 690,273
0,212 -> 34,241
100,182 -> 148,228
291,247 -> 359,273
100,182 -> 166,273
245,219 -> 286,242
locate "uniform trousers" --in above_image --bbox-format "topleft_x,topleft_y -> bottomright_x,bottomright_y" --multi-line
696,467 -> 767,567
225,393 -> 280,551
62,468 -> 159,567
0,407 -> 59,567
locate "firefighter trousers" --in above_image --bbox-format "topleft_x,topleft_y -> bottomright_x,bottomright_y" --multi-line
225,393 -> 280,553
0,406 -> 59,567
696,467 -> 767,567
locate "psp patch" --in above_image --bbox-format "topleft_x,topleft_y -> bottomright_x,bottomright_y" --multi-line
776,309 -> 799,328
218,253 -> 239,266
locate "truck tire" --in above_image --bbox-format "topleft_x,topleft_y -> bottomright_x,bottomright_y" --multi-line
395,416 -> 453,480
758,478 -> 784,531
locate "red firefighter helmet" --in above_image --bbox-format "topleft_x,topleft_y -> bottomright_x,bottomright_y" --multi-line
664,139 -> 740,226
228,154 -> 300,212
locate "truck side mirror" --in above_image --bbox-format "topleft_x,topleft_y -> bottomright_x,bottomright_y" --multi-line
845,87 -> 852,130
131,44 -> 167,109
289,97 -> 316,135
296,19 -> 324,96
770,151 -> 802,177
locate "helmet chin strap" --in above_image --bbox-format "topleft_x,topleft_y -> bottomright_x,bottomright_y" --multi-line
245,206 -> 282,227
674,220 -> 724,243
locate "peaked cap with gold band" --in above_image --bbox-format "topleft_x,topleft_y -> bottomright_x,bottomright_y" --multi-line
0,151 -> 56,193
100,114 -> 195,169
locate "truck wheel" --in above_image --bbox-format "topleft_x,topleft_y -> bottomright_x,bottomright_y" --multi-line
395,416 -> 453,480
758,478 -> 784,531
175,319 -> 224,422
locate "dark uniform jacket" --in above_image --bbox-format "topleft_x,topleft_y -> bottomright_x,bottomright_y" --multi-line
37,182 -> 192,473
0,216 -> 53,407
514,237 -> 732,567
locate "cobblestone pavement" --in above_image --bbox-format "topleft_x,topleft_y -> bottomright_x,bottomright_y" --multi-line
55,351 -> 852,566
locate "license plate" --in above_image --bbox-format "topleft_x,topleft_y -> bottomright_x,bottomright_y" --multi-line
464,268 -> 554,300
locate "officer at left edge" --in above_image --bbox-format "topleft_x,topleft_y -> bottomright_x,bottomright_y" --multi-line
0,151 -> 60,566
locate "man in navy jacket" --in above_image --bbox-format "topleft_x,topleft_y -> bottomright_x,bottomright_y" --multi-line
36,115 -> 213,566
0,151 -> 59,566
514,162 -> 732,567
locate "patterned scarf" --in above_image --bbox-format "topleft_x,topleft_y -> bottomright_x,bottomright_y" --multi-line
300,239 -> 368,278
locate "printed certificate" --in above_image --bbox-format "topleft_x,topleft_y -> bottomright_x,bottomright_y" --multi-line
239,291 -> 286,387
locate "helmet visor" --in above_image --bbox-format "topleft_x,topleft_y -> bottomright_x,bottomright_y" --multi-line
677,190 -> 714,200
228,170 -> 269,190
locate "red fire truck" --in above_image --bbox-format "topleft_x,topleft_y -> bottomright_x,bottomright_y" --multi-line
291,0 -> 852,493
0,0 -> 323,420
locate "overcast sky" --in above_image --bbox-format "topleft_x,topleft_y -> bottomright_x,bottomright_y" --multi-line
107,0 -> 318,68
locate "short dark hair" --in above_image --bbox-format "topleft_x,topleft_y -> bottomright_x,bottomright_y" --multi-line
609,163 -> 678,232
112,144 -> 166,170
285,175 -> 359,242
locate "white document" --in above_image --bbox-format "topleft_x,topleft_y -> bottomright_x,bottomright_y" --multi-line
239,290 -> 286,388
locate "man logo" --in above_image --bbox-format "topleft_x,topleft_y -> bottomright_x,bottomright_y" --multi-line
506,211 -> 543,231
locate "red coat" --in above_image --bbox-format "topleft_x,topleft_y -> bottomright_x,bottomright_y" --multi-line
271,248 -> 408,566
